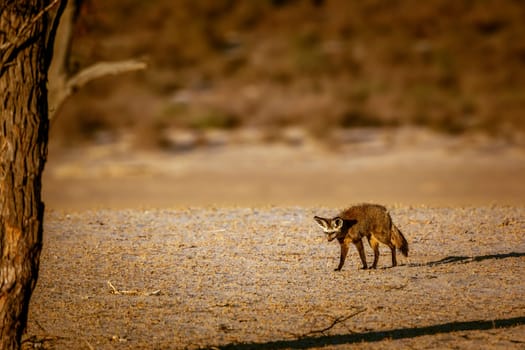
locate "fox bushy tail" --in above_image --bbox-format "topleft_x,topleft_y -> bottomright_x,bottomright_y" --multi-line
391,225 -> 409,257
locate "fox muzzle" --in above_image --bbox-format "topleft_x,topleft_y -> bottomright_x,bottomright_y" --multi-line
326,232 -> 338,241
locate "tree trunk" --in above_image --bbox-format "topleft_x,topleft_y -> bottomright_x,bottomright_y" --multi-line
0,1 -> 50,348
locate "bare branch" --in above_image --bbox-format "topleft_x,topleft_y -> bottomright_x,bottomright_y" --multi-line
84,339 -> 95,350
46,0 -> 147,119
107,280 -> 119,294
106,280 -> 161,296
68,60 -> 147,91
45,0 -> 69,68
294,308 -> 367,339
49,59 -> 147,119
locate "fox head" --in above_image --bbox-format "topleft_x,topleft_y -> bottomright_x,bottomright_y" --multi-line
314,216 -> 358,242
314,216 -> 345,242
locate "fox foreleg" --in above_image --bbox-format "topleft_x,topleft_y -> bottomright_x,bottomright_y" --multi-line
335,242 -> 349,271
353,239 -> 368,270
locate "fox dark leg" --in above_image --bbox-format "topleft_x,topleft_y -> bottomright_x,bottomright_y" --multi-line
390,245 -> 397,267
335,242 -> 349,271
368,236 -> 380,269
353,239 -> 368,269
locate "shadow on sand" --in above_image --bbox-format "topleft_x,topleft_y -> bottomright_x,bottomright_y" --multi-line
416,251 -> 525,267
213,316 -> 525,350
210,252 -> 525,349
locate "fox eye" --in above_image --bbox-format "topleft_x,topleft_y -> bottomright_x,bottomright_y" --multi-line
333,218 -> 343,229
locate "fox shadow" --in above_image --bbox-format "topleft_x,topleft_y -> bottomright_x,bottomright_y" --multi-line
213,316 -> 525,350
411,251 -> 525,267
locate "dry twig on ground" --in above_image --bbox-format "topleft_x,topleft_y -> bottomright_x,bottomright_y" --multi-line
107,280 -> 161,296
291,307 -> 368,339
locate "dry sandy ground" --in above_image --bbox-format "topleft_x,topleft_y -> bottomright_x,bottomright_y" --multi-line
26,129 -> 525,348
25,206 -> 524,349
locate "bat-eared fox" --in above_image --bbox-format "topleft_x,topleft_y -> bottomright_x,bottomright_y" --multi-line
314,204 -> 408,271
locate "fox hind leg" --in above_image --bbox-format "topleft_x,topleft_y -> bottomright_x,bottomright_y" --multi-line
390,245 -> 397,267
368,236 -> 380,269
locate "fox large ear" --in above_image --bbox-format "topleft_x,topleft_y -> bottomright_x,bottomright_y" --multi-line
314,216 -> 329,230
333,217 -> 344,230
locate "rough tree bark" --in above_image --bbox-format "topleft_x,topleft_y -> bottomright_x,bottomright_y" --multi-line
0,0 -> 51,348
1,0 -> 145,347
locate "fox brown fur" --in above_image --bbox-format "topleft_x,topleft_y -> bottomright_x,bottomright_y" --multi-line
314,204 -> 408,271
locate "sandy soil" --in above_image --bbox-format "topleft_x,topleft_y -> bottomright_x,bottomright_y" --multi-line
25,129 -> 525,349
25,206 -> 524,349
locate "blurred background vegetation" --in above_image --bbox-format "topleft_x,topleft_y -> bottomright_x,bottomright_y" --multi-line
51,0 -> 525,149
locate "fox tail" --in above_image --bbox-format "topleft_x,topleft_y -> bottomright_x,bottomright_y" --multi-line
391,225 -> 409,257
